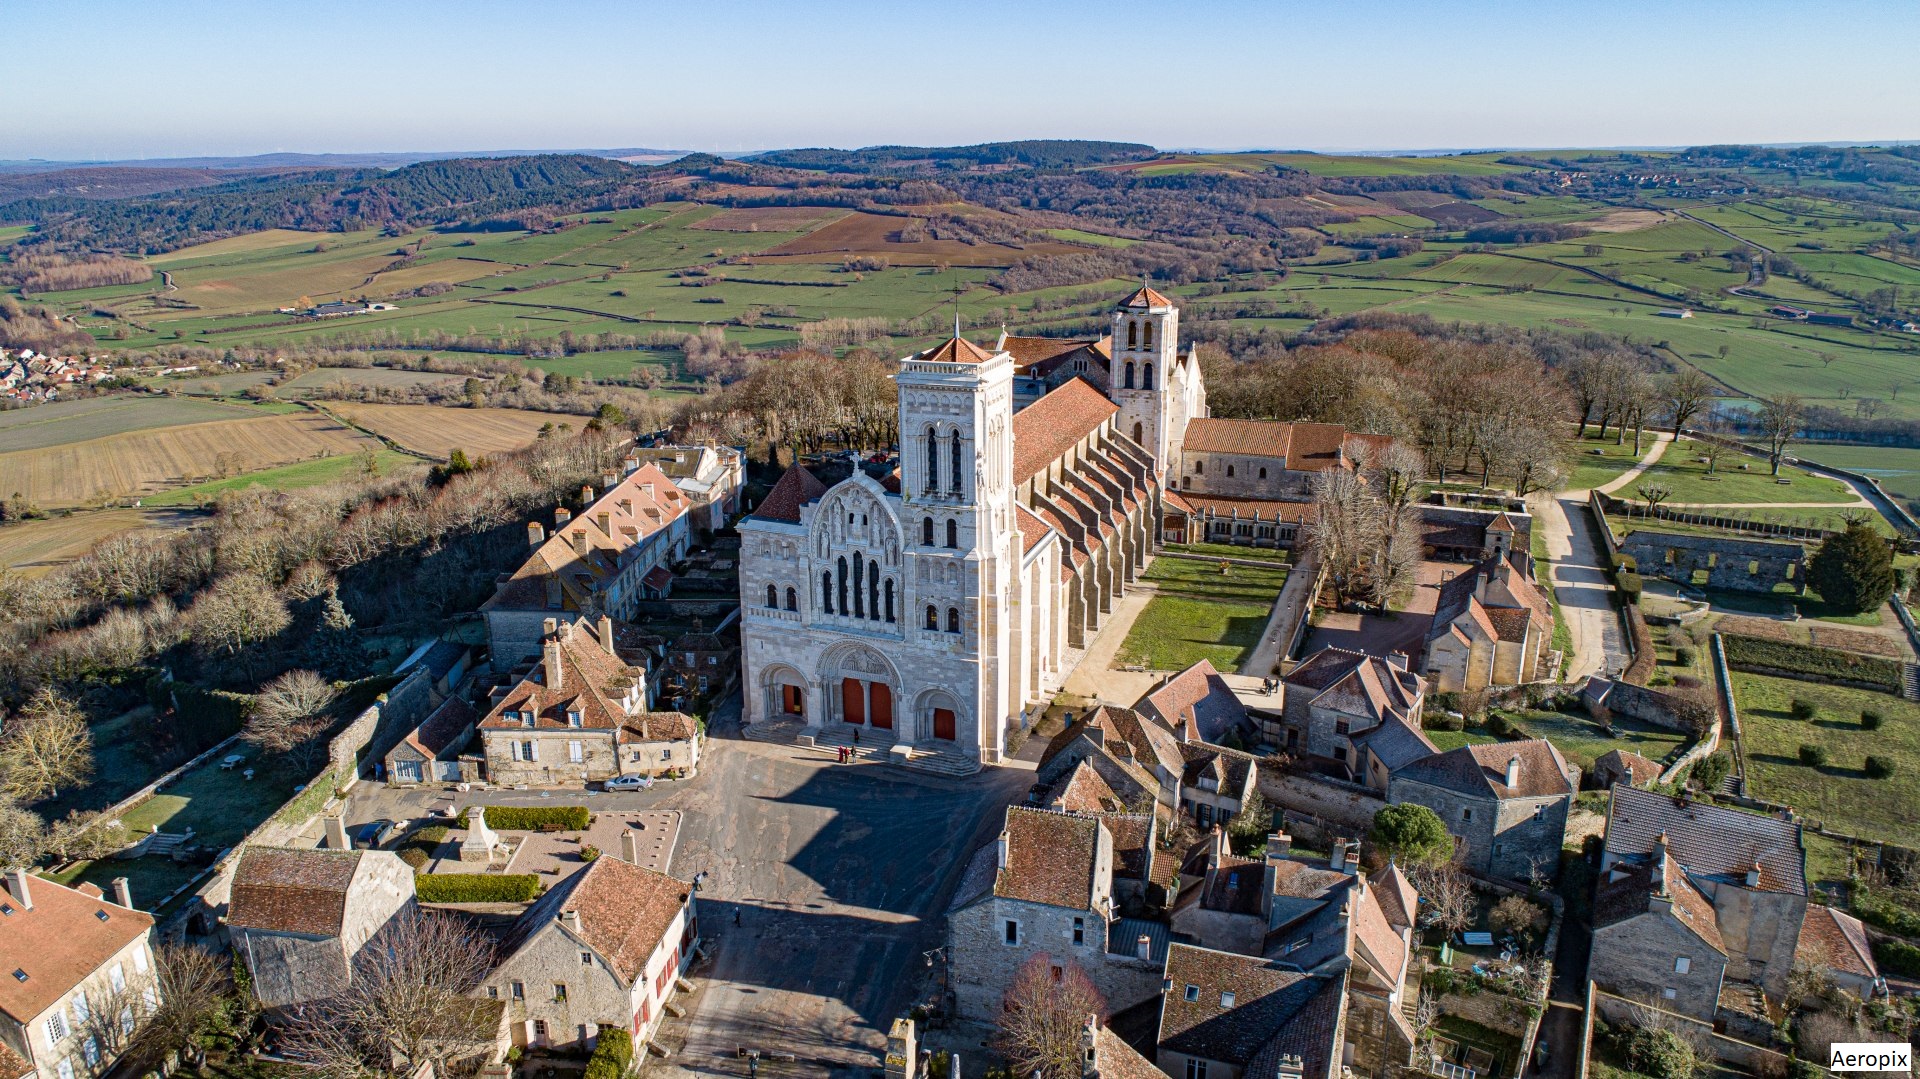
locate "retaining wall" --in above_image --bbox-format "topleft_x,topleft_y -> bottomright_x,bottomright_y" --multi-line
1591,991 -> 1789,1072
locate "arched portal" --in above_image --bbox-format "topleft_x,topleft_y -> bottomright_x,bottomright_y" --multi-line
821,643 -> 899,732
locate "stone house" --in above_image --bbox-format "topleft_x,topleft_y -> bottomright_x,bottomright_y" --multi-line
482,463 -> 692,672
1155,943 -> 1347,1079
947,807 -> 1165,1021
1423,554 -> 1553,692
226,846 -> 416,1010
1590,787 -> 1810,1013
1032,762 -> 1178,911
1038,705 -> 1185,812
384,695 -> 478,787
0,871 -> 158,1079
629,444 -> 744,534
1137,660 -> 1249,745
1387,740 -> 1575,881
1618,529 -> 1806,595
1419,506 -> 1528,564
480,856 -> 696,1052
1278,648 -> 1430,791
655,628 -> 740,710
1177,743 -> 1260,831
1796,904 -> 1881,999
477,618 -> 701,786
1591,749 -> 1663,791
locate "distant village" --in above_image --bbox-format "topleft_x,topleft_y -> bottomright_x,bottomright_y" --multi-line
0,346 -> 117,404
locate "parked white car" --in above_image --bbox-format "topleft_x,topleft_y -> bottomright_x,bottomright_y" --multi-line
603,774 -> 652,792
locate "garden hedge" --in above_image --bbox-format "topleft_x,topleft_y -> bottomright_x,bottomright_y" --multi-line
584,1028 -> 633,1079
1621,606 -> 1657,685
1720,634 -> 1902,693
414,873 -> 543,903
1873,936 -> 1920,978
483,805 -> 591,831
1852,889 -> 1920,937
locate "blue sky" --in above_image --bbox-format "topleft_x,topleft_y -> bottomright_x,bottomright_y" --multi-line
8,0 -> 1917,160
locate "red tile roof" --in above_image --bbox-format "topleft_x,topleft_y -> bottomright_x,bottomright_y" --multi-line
1015,505 -> 1054,555
1000,334 -> 1098,368
0,874 -> 152,1024
1139,660 -> 1247,743
479,620 -> 642,733
912,335 -> 997,365
753,465 -> 827,523
1174,495 -> 1316,524
996,807 -> 1103,910
1013,377 -> 1118,483
1182,418 -> 1293,458
485,463 -> 690,612
1123,285 -> 1174,309
506,856 -> 690,984
1797,904 -> 1875,980
401,696 -> 476,759
1392,738 -> 1574,800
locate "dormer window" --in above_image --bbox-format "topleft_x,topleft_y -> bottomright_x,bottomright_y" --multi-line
567,710 -> 582,728
521,712 -> 534,729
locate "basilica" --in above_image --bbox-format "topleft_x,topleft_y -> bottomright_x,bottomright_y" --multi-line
736,287 -> 1374,772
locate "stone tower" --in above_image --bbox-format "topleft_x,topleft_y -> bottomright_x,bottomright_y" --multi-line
1110,284 -> 1181,481
896,332 -> 1018,762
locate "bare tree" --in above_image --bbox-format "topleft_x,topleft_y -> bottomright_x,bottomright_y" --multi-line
1635,482 -> 1674,515
1756,394 -> 1806,476
0,797 -> 45,868
0,689 -> 94,802
1409,862 -> 1473,941
187,573 -> 291,673
1661,368 -> 1716,435
245,670 -> 338,771
280,908 -> 496,1079
1307,468 -> 1383,609
994,954 -> 1105,1079
1489,895 -> 1548,946
125,943 -> 234,1072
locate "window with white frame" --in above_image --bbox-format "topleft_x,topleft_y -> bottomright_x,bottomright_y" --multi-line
567,710 -> 582,728
1675,956 -> 1691,974
132,946 -> 149,975
110,963 -> 125,991
1183,984 -> 1200,1002
71,993 -> 89,1024
568,740 -> 584,763
1186,1061 -> 1207,1079
46,1010 -> 68,1044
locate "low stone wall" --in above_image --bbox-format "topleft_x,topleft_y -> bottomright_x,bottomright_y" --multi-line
1435,988 -> 1534,1038
1592,990 -> 1789,1073
1257,771 -> 1386,838
1655,634 -> 1731,788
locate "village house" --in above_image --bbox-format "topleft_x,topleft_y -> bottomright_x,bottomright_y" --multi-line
1155,943 -> 1348,1079
1589,787 -> 1814,1020
479,855 -> 696,1052
1038,705 -> 1183,814
1135,660 -> 1250,745
482,462 -> 693,672
1590,748 -> 1664,791
1277,647 -> 1430,791
383,695 -> 478,787
1388,740 -> 1575,880
226,846 -> 416,1011
1796,904 -> 1882,1000
1418,506 -> 1527,564
655,627 -> 741,711
947,807 -> 1166,1020
0,871 -> 158,1079
1423,552 -> 1554,691
629,445 -> 744,534
478,618 -> 701,787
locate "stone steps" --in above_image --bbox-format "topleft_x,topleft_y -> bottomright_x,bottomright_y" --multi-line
1903,663 -> 1920,702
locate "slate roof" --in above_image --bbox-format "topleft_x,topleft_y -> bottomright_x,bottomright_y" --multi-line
0,874 -> 153,1024
227,847 -> 365,938
1392,739 -> 1574,800
1139,660 -> 1248,744
1159,944 -> 1346,1073
1351,714 -> 1439,773
996,807 -> 1103,911
753,464 -> 828,523
1604,786 -> 1807,895
1593,850 -> 1727,954
1797,904 -> 1876,980
504,856 -> 690,985
1012,377 -> 1118,483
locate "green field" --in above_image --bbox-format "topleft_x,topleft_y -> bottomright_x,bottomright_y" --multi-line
143,449 -> 421,506
1564,432 -> 1656,492
1619,438 -> 1855,505
1732,671 -> 1920,842
1794,444 -> 1920,508
1117,556 -> 1287,672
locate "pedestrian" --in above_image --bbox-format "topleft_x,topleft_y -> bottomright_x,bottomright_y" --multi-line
734,908 -> 742,927
853,729 -> 860,747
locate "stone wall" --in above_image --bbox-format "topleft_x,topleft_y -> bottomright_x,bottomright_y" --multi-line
1386,777 -> 1569,881
1588,908 -> 1728,1022
1257,772 -> 1386,838
1592,990 -> 1790,1072
1434,988 -> 1535,1038
1617,529 -> 1807,595
948,896 -> 1159,1022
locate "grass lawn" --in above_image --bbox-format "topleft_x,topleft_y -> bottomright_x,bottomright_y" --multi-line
36,707 -> 172,818
1531,521 -> 1573,659
1508,709 -> 1691,771
1564,432 -> 1654,492
1425,729 -> 1499,752
1624,439 -> 1855,505
1161,541 -> 1291,564
1731,671 -> 1920,841
1116,557 -> 1287,672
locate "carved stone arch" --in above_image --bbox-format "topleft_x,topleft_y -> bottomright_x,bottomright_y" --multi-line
820,641 -> 899,683
913,688 -> 966,743
760,662 -> 807,688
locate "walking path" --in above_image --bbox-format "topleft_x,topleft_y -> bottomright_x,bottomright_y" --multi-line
1591,431 -> 1673,496
1060,588 -> 1160,705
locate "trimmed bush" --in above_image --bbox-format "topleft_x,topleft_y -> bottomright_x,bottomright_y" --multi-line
580,844 -> 602,862
1861,709 -> 1885,730
584,1028 -> 633,1079
1790,698 -> 1817,721
1615,570 -> 1643,604
1614,553 -> 1638,574
414,873 -> 543,904
1674,645 -> 1696,667
1865,755 -> 1896,779
1856,889 -> 1920,937
1798,744 -> 1828,767
1721,634 -> 1902,692
1690,753 -> 1731,791
483,805 -> 591,831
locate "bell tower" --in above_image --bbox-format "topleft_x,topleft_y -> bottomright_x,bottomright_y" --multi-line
1110,284 -> 1179,480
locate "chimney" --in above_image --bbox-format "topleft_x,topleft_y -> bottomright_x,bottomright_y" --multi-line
554,505 -> 573,526
1652,831 -> 1669,865
1080,1014 -> 1099,1079
1267,832 -> 1291,863
598,615 -> 616,656
621,829 -> 640,864
580,484 -> 594,504
324,816 -> 349,850
601,473 -> 616,491
1505,754 -> 1522,790
527,521 -> 546,549
1386,651 -> 1409,671
110,877 -> 132,909
1276,1054 -> 1305,1079
542,617 -> 558,637
1344,844 -> 1361,875
4,868 -> 30,909
622,455 -> 639,475
544,637 -> 564,691
1135,934 -> 1152,962
560,909 -> 582,934
571,529 -> 588,558
1745,860 -> 1762,888
1329,839 -> 1347,872
997,831 -> 1009,870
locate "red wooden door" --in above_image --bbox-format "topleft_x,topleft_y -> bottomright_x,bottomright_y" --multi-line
933,707 -> 957,740
841,678 -> 865,724
782,684 -> 804,715
870,683 -> 893,729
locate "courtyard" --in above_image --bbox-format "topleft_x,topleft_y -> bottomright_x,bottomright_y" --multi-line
1115,555 -> 1288,672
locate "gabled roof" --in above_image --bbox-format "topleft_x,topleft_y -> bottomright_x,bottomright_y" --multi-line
1159,945 -> 1345,1073
1604,786 -> 1806,895
401,696 -> 476,760
503,857 -> 690,985
1594,749 -> 1663,787
1051,759 -> 1127,815
1012,377 -> 1118,483
1041,704 -> 1182,780
1351,714 -> 1439,774
0,874 -> 153,1024
999,333 -> 1099,369
1285,647 -> 1422,727
1138,660 -> 1248,744
479,619 -> 640,733
994,807 -> 1103,911
623,711 -> 700,742
1797,904 -> 1876,980
1368,862 -> 1419,932
1123,284 -> 1174,309
912,335 -> 997,365
1350,885 -> 1409,988
1182,418 -> 1293,459
752,464 -> 828,523
1391,739 -> 1574,800
1594,850 -> 1726,954
1094,1022 -> 1171,1079
227,847 -> 371,938
484,464 -> 689,612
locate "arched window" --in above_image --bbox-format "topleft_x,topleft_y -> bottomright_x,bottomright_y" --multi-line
784,587 -> 797,611
884,579 -> 896,622
947,607 -> 961,633
765,584 -> 778,608
1124,361 -> 1135,389
1143,362 -> 1154,388
837,556 -> 848,615
950,431 -> 963,493
922,516 -> 934,545
868,569 -> 880,621
1194,460 -> 1204,475
946,519 -> 959,548
1182,476 -> 1191,490
1132,421 -> 1143,444
822,572 -> 834,614
1227,464 -> 1235,478
925,605 -> 939,630
851,553 -> 865,618
1142,321 -> 1153,348
924,427 -> 938,494
1258,467 -> 1267,480
1127,321 -> 1138,347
